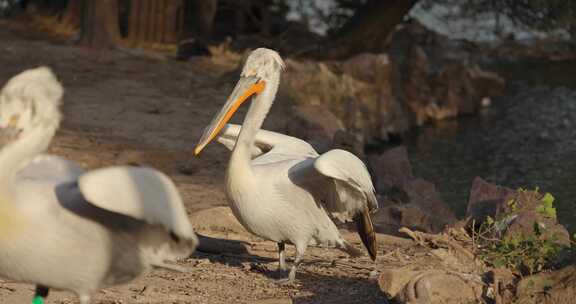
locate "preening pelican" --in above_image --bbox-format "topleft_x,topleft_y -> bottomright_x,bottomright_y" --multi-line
194,48 -> 377,283
0,67 -> 197,304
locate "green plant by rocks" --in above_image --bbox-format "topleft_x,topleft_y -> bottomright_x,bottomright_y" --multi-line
471,189 -> 571,275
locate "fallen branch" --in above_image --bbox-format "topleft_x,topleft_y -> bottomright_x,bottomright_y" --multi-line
399,227 -> 475,261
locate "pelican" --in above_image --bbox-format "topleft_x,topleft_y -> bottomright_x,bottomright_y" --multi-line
0,67 -> 197,304
194,48 -> 378,283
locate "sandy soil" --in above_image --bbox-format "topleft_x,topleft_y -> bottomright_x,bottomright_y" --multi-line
0,22 -> 416,304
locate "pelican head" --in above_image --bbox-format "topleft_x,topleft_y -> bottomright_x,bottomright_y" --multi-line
194,48 -> 285,155
241,48 -> 285,80
0,67 -> 62,146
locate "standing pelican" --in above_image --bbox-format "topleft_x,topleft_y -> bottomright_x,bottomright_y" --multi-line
194,48 -> 377,283
0,67 -> 197,304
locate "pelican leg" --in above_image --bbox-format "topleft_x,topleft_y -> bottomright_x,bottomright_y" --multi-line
278,242 -> 287,271
32,285 -> 49,304
274,245 -> 305,285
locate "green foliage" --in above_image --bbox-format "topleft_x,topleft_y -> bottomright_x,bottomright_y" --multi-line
479,221 -> 563,274
473,189 -> 568,275
537,193 -> 557,219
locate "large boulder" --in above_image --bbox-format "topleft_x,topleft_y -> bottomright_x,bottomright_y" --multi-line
282,53 -> 404,145
369,145 -> 414,193
284,104 -> 345,153
465,176 -> 517,224
387,21 -> 506,126
379,267 -> 485,304
369,146 -> 456,234
516,265 -> 576,304
280,24 -> 504,145
223,24 -> 505,146
372,203 -> 448,235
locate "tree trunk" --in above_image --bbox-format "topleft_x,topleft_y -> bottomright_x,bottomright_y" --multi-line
315,0 -> 419,59
79,0 -> 121,48
144,0 -> 154,43
127,0 -> 142,45
180,0 -> 218,42
259,0 -> 271,36
24,0 -> 66,15
164,0 -> 181,43
177,0 -> 217,59
60,0 -> 81,30
156,0 -> 164,44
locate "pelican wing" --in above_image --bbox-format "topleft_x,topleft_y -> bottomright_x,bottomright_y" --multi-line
216,131 -> 266,158
291,149 -> 378,214
78,166 -> 195,239
17,154 -> 85,183
290,149 -> 378,259
216,123 -> 318,160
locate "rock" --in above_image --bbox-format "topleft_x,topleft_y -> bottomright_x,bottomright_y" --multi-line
387,21 -> 505,126
268,24 -> 505,143
465,177 -> 571,246
485,268 -> 517,304
465,176 -> 516,224
516,265 -> 576,304
378,267 -> 420,298
190,207 -> 252,238
338,53 -> 407,140
331,129 -> 365,159
370,146 -> 456,234
404,178 -> 453,220
282,53 -> 408,144
369,146 -> 413,193
285,104 -> 344,153
467,65 -> 506,100
373,204 -> 446,235
379,267 -> 485,304
502,191 -> 570,246
397,271 -> 485,304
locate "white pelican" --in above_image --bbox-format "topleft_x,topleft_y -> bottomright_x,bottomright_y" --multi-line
194,48 -> 377,283
0,67 -> 197,304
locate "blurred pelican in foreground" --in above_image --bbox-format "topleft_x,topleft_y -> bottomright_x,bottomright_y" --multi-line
194,48 -> 377,283
0,67 -> 197,304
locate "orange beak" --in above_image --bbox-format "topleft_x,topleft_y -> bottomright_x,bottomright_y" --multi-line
194,76 -> 265,155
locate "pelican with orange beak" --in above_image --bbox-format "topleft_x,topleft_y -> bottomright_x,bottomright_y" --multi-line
194,48 -> 378,283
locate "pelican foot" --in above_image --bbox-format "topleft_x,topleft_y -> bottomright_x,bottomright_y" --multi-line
272,266 -> 296,285
272,277 -> 295,285
270,268 -> 289,279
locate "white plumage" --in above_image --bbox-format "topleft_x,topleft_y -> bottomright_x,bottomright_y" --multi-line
78,166 -> 195,239
195,48 -> 378,283
0,67 -> 197,303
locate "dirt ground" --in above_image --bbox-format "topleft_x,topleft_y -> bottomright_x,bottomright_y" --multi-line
0,21 -> 420,304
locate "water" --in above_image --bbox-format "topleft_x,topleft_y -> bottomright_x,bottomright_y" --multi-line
400,60 -> 576,233
409,1 -> 570,42
285,0 -> 571,42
